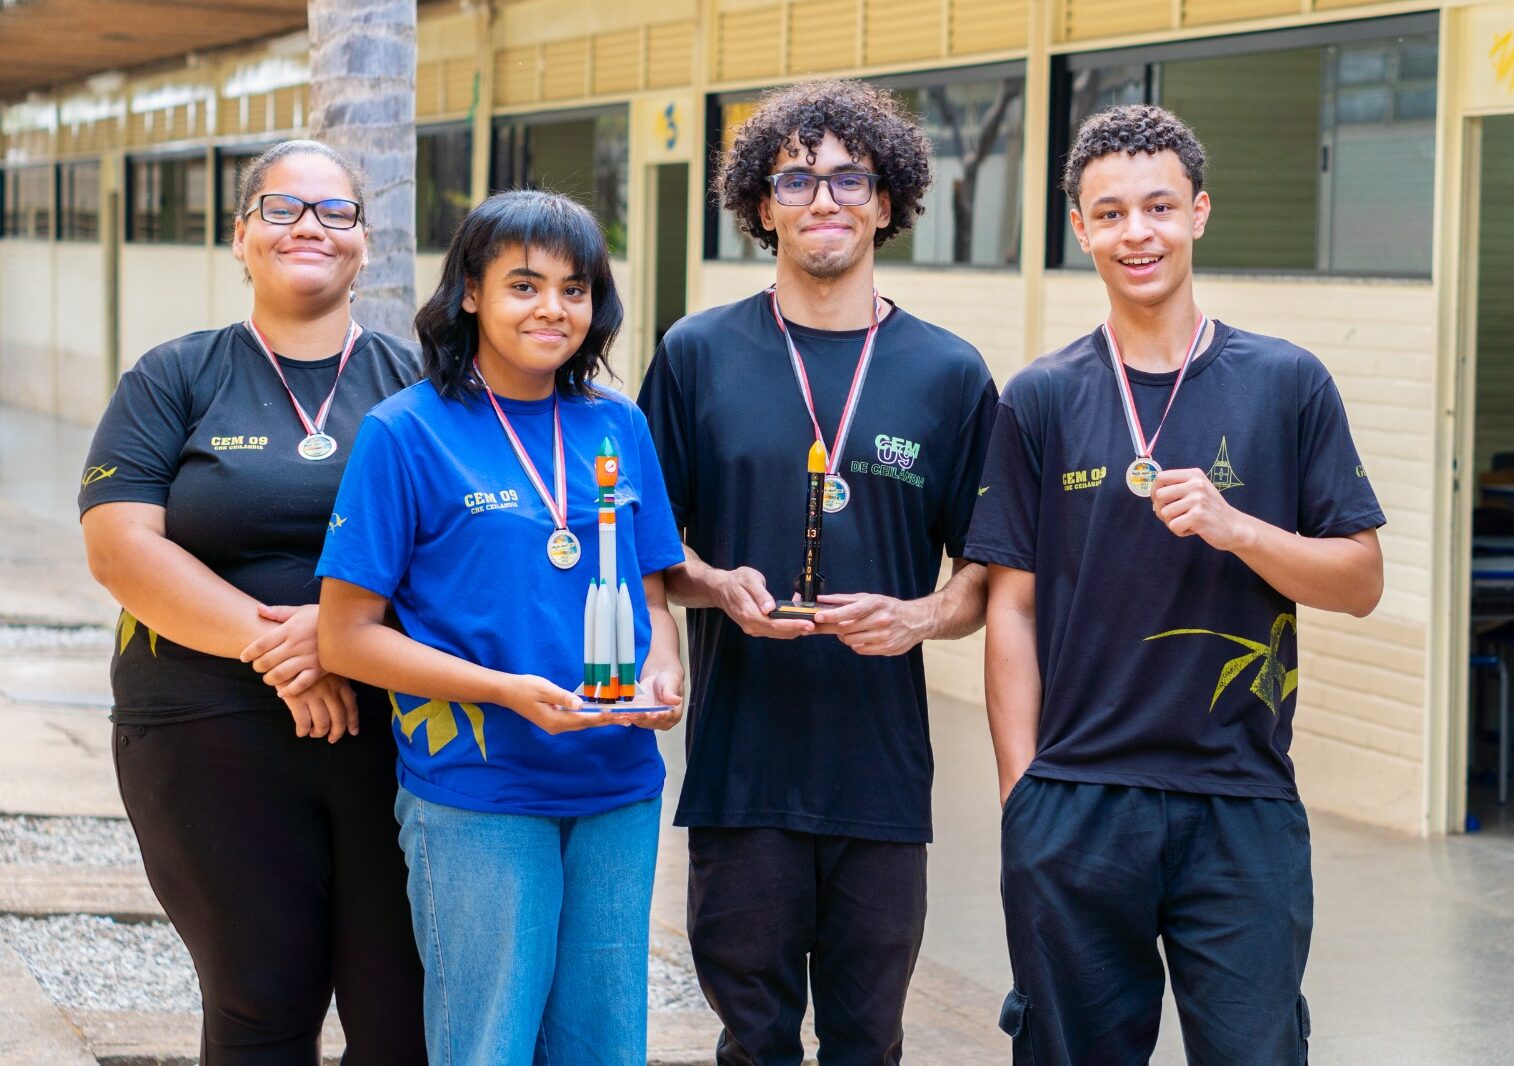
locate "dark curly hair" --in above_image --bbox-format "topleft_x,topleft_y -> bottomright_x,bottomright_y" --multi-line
718,79 -> 933,252
414,189 -> 622,402
1062,104 -> 1206,208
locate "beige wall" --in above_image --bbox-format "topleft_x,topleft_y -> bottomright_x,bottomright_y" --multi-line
118,246 -> 216,375
0,241 -> 63,415
51,243 -> 112,422
1,239 -> 110,422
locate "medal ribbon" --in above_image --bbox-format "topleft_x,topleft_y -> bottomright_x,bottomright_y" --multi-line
1102,313 -> 1208,460
475,360 -> 569,532
244,318 -> 363,437
767,286 -> 884,476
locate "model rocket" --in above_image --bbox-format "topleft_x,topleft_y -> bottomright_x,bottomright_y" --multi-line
769,439 -> 827,619
581,438 -> 639,702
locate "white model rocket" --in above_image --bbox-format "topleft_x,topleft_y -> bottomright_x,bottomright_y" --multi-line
581,438 -> 638,702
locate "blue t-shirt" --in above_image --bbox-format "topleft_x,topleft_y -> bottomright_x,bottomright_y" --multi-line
316,381 -> 686,816
964,323 -> 1385,799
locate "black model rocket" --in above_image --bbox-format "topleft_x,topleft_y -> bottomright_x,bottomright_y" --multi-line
769,439 -> 827,619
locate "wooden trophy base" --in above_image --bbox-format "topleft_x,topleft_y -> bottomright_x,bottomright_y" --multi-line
769,602 -> 819,620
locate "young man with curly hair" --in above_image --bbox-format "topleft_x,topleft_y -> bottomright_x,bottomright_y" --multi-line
965,104 -> 1385,1064
637,79 -> 996,1063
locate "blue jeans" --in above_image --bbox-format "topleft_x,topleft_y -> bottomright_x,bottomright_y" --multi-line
395,788 -> 661,1066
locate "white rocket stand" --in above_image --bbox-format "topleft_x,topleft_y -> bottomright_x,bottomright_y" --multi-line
574,441 -> 674,716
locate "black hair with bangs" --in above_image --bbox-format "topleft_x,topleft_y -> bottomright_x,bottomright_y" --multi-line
414,189 -> 623,401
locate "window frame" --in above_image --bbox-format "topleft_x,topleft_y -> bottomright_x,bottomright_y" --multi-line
1046,11 -> 1439,277
125,150 -> 210,246
416,120 -> 475,253
489,104 -> 631,257
56,158 -> 103,242
1,163 -> 56,241
214,142 -> 276,245
703,60 -> 1030,270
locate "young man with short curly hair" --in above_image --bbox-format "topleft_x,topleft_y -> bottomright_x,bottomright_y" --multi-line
638,79 -> 996,1063
966,104 -> 1385,1064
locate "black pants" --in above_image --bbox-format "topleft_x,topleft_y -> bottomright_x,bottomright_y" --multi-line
114,698 -> 426,1066
999,777 -> 1313,1066
686,827 -> 927,1066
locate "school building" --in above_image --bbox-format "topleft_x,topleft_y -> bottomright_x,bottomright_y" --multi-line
3,0 -> 1512,837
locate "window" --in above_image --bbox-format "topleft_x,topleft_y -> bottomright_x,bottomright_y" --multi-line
491,107 -> 629,256
128,154 -> 209,244
709,65 -> 1026,267
215,145 -> 272,243
2,166 -> 53,240
1055,14 -> 1437,277
58,161 -> 101,241
417,124 -> 473,252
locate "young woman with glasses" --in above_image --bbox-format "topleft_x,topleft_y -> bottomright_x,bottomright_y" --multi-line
79,140 -> 425,1064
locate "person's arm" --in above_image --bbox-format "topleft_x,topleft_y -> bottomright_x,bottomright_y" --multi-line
663,543 -> 817,639
82,501 -> 354,739
811,558 -> 987,656
1150,469 -> 1383,617
631,570 -> 685,731
318,577 -> 622,735
984,564 -> 1041,804
83,501 -> 279,658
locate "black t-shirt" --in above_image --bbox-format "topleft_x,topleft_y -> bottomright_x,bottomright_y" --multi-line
637,291 -> 996,842
964,322 -> 1385,798
78,323 -> 420,723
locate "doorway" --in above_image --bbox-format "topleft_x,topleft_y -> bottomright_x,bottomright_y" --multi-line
1462,114 -> 1514,834
651,162 -> 689,352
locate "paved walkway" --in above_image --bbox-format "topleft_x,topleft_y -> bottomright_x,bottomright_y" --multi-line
4,402 -> 1514,1064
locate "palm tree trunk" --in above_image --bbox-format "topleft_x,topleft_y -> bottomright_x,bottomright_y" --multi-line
307,0 -> 417,337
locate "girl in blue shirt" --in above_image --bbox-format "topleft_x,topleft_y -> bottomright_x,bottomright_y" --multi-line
317,190 -> 686,1065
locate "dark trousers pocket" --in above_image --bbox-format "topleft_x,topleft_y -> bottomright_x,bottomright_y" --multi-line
1297,994 -> 1311,1065
1000,987 -> 1036,1064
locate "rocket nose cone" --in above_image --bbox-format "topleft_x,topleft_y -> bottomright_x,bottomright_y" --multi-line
807,440 -> 829,473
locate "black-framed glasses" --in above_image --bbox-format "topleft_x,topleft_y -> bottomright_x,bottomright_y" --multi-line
766,171 -> 880,207
245,193 -> 363,230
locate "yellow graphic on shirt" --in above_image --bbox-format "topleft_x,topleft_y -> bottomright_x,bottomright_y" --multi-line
116,610 -> 159,656
82,465 -> 117,486
1144,613 -> 1297,716
388,691 -> 488,760
1207,437 -> 1244,492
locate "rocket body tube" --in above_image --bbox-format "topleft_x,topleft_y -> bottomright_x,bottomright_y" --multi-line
582,581 -> 598,695
594,577 -> 616,702
616,579 -> 636,701
799,440 -> 827,605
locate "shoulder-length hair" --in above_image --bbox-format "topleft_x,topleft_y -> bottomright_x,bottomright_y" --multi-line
415,189 -> 623,400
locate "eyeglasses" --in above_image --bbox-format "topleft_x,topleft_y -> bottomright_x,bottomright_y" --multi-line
765,171 -> 880,207
245,193 -> 363,230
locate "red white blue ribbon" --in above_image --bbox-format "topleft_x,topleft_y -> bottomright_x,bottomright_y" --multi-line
1102,313 -> 1208,460
767,286 -> 884,477
244,318 -> 362,436
475,360 -> 569,532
